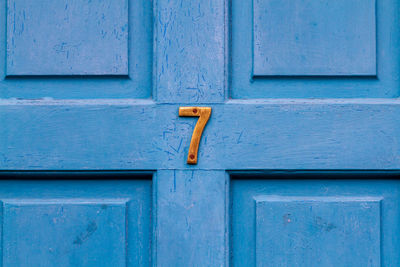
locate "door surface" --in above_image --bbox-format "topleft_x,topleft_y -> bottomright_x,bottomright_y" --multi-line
1,0 -> 399,266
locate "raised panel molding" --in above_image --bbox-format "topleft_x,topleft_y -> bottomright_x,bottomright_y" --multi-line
231,0 -> 400,98
255,196 -> 381,266
2,199 -> 128,267
231,179 -> 400,266
253,0 -> 376,76
0,179 -> 152,266
7,0 -> 128,76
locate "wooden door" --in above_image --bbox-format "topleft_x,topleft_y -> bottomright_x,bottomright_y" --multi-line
1,0 -> 399,266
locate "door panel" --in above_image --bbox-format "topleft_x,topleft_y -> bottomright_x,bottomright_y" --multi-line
253,0 -> 376,76
232,177 -> 400,266
7,0 -> 128,75
0,177 -> 152,267
255,197 -> 380,266
231,0 -> 400,98
2,0 -> 152,99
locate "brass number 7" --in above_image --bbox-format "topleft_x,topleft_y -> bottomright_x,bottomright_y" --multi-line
179,107 -> 212,164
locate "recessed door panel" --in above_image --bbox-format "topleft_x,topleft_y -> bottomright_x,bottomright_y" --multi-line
255,196 -> 380,266
1,0 -> 153,99
253,0 -> 376,76
7,0 -> 128,76
0,177 -> 152,267
231,177 -> 400,266
231,0 -> 400,98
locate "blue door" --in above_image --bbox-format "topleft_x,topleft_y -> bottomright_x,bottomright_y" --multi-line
1,0 -> 399,266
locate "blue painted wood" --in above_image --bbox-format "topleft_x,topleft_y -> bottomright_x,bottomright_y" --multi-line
0,0 -> 399,266
232,179 -> 400,266
0,0 -> 152,99
253,0 -> 376,76
7,0 -> 128,75
255,196 -> 380,266
232,0 -> 400,98
1,99 -> 399,170
155,0 -> 226,103
4,200 -> 127,266
0,179 -> 152,266
155,170 -> 227,266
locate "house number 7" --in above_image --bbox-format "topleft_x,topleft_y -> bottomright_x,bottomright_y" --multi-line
179,107 -> 212,164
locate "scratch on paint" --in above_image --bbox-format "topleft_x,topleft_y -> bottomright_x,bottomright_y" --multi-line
73,221 -> 98,245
